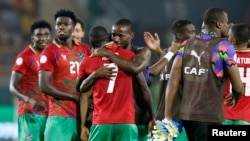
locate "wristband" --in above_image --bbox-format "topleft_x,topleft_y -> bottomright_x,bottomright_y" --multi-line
163,51 -> 174,61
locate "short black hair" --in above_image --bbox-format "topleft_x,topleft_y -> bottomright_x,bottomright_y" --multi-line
203,7 -> 226,26
231,23 -> 250,44
114,18 -> 133,31
89,26 -> 109,48
30,20 -> 52,34
170,19 -> 193,34
76,18 -> 84,30
54,9 -> 76,25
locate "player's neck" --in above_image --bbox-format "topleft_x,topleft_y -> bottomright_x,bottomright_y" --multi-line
172,39 -> 182,44
33,45 -> 42,53
125,44 -> 132,50
205,27 -> 221,37
235,43 -> 248,49
56,38 -> 73,49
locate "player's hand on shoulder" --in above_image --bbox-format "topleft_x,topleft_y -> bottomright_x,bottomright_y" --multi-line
168,43 -> 182,54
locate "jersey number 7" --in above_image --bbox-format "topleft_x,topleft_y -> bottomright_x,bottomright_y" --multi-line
104,63 -> 118,93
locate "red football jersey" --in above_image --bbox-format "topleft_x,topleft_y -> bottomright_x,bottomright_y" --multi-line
39,40 -> 90,118
78,42 -> 91,57
224,49 -> 250,121
12,45 -> 49,116
78,43 -> 135,124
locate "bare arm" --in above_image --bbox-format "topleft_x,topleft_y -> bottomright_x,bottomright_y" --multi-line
76,75 -> 95,93
80,88 -> 93,126
9,71 -> 43,110
80,88 -> 93,141
225,65 -> 244,107
149,55 -> 169,76
39,70 -> 79,102
149,43 -> 181,76
109,47 -> 151,73
76,77 -> 86,92
76,65 -> 117,93
94,47 -> 151,74
135,72 -> 155,133
9,71 -> 30,102
132,47 -> 151,72
164,57 -> 182,119
136,72 -> 154,120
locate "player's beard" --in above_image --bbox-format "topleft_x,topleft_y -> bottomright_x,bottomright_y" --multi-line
58,35 -> 69,42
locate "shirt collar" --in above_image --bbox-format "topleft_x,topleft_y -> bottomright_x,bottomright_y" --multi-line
196,32 -> 218,40
28,45 -> 38,54
52,39 -> 78,48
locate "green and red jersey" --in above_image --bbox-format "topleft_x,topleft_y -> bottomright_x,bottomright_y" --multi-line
12,45 -> 49,116
78,42 -> 136,124
39,40 -> 91,118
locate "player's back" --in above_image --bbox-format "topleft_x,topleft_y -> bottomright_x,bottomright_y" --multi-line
180,37 -> 228,123
81,43 -> 136,124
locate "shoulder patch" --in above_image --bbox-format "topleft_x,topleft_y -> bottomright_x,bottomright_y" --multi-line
16,57 -> 23,65
40,55 -> 47,64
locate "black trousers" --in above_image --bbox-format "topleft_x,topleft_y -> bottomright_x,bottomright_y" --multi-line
182,120 -> 221,141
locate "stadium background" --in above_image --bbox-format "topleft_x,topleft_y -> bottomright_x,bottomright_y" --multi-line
0,0 -> 249,140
